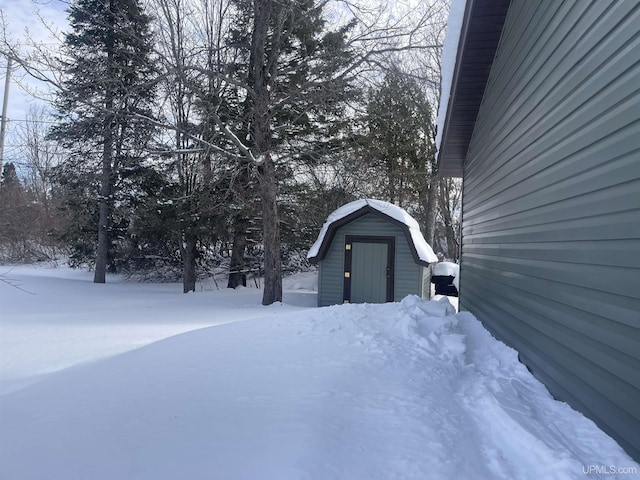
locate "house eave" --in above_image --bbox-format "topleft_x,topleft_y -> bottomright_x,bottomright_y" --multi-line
437,0 -> 511,178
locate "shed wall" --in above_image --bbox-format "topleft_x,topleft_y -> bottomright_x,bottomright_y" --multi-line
460,0 -> 640,458
318,213 -> 423,306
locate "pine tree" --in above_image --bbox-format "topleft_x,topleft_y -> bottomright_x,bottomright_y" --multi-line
49,0 -> 156,283
225,0 -> 357,304
1,163 -> 21,192
364,70 -> 435,224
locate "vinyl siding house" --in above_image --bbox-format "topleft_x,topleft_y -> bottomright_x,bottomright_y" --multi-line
437,0 -> 640,460
308,199 -> 438,307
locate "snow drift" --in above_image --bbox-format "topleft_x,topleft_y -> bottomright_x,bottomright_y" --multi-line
1,267 -> 636,480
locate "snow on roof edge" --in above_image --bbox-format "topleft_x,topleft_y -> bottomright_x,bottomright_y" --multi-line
435,0 -> 468,156
307,199 -> 438,264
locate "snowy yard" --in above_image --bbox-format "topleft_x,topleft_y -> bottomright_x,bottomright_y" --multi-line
0,265 -> 638,480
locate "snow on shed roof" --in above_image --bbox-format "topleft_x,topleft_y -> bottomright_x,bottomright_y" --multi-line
307,199 -> 438,265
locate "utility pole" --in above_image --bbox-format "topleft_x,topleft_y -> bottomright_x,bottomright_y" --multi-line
0,57 -> 12,183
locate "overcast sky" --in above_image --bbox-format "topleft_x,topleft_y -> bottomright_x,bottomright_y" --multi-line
1,0 -> 68,168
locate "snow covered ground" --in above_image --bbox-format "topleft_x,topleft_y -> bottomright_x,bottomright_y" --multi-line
1,265 -> 638,479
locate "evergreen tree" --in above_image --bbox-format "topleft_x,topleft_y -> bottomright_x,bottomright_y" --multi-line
49,0 -> 156,282
363,70 -> 435,224
0,163 -> 24,261
1,162 -> 22,192
225,0 -> 358,304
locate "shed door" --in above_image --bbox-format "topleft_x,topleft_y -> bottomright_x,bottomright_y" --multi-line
343,236 -> 395,303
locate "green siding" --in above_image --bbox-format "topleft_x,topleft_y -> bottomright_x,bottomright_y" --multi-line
318,213 -> 426,306
460,0 -> 640,458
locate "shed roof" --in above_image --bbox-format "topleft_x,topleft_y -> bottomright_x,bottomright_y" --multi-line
436,0 -> 511,177
307,199 -> 438,265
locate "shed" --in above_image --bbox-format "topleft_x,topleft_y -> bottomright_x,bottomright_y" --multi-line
437,0 -> 640,459
307,199 -> 438,307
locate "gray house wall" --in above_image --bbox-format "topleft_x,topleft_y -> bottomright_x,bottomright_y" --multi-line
459,0 -> 640,458
317,213 -> 426,307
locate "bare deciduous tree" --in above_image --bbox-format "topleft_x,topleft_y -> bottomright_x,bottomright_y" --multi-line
3,0 -> 449,300
438,176 -> 461,261
17,105 -> 61,209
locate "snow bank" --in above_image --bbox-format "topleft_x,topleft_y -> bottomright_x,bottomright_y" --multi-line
1,267 -> 637,479
0,265 -> 316,395
308,199 -> 438,263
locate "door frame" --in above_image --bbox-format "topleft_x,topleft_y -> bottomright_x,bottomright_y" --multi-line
343,235 -> 395,303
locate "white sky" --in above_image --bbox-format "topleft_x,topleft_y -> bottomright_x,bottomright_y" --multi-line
1,0 -> 68,167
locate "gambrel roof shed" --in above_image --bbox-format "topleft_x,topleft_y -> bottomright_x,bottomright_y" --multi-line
308,199 -> 437,307
308,199 -> 438,265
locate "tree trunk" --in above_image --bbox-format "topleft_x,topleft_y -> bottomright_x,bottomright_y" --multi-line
93,168 -> 111,283
182,233 -> 197,293
424,158 -> 439,248
250,0 -> 283,305
227,217 -> 247,288
94,0 -> 115,284
388,160 -> 395,204
94,118 -> 113,284
258,157 -> 282,305
439,178 -> 459,261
